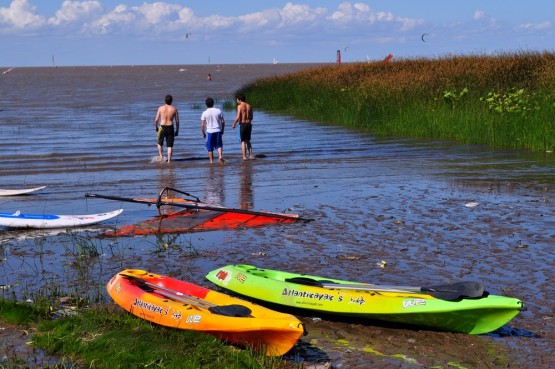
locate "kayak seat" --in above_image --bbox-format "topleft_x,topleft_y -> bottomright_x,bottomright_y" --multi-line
285,277 -> 337,287
208,304 -> 252,317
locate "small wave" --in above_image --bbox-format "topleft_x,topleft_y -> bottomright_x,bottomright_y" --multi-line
150,156 -> 166,163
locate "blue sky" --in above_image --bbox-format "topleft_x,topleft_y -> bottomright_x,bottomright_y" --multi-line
1,0 -> 554,67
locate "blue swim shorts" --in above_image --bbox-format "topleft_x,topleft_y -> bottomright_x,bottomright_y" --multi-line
206,132 -> 223,151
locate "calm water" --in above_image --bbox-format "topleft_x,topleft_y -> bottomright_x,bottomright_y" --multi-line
0,64 -> 554,368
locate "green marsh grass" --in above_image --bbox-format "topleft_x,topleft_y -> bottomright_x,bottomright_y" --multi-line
1,301 -> 290,369
0,299 -> 42,325
240,52 -> 555,151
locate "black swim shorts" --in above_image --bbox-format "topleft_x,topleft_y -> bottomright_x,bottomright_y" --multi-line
157,125 -> 175,147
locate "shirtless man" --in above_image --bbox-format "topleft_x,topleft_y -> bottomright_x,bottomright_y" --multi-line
154,95 -> 179,163
232,93 -> 254,160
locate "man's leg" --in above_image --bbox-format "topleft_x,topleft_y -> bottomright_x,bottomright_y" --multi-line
167,147 -> 173,162
218,147 -> 225,163
157,144 -> 164,160
241,141 -> 247,160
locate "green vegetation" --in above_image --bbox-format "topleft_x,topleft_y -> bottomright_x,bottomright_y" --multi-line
0,300 -> 288,369
0,299 -> 43,325
239,52 -> 555,152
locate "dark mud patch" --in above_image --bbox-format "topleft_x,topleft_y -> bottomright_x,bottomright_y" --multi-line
288,317 -> 540,368
0,323 -> 59,368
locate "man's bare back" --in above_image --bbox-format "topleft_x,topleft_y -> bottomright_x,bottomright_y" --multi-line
154,95 -> 179,162
156,104 -> 178,126
232,94 -> 254,159
245,102 -> 253,122
238,102 -> 252,123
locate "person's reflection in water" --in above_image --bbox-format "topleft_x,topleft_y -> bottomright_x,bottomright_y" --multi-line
239,162 -> 254,210
158,167 -> 176,192
204,165 -> 225,205
157,167 -> 177,215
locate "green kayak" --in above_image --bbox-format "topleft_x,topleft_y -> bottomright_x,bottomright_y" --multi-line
206,264 -> 525,334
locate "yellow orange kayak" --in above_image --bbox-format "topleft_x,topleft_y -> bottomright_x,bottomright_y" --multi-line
107,269 -> 304,356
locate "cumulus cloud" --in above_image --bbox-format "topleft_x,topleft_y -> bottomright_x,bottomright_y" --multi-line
134,2 -> 181,25
0,0 -> 45,30
280,2 -> 325,25
232,3 -> 327,33
1,1 -> 424,36
1,0 -> 543,47
238,9 -> 280,29
48,1 -> 102,26
87,5 -> 136,34
329,2 -> 420,31
331,2 -> 395,23
176,7 -> 195,24
331,3 -> 362,22
86,2 -> 215,34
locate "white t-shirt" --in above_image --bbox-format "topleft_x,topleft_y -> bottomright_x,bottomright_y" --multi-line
201,107 -> 224,133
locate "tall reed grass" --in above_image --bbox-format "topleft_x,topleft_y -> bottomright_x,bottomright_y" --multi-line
240,51 -> 555,151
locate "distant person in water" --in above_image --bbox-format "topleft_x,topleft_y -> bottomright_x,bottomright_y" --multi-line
154,94 -> 179,163
232,93 -> 254,159
207,73 -> 212,81
201,97 -> 225,163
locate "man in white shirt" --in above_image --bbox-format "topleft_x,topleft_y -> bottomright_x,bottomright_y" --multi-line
201,97 -> 225,163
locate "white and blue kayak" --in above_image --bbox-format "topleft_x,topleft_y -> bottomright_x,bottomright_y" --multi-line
0,186 -> 46,196
0,209 -> 123,229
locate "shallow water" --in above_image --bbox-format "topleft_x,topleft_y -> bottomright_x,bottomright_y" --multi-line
0,64 -> 554,368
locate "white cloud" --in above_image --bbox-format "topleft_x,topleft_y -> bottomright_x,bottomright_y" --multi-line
280,2 -> 325,25
331,3 -> 357,22
474,10 -> 486,21
354,3 -> 370,13
196,14 -> 235,29
176,7 -> 195,24
0,1 -> 424,37
518,21 -> 552,30
0,0 -> 548,51
331,2 -> 394,23
329,2 -> 420,32
85,2 -> 224,34
48,1 -> 102,27
397,17 -> 421,32
473,9 -> 497,27
237,9 -> 280,30
0,0 -> 45,30
87,5 -> 136,34
233,3 -> 328,33
134,2 -> 181,25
